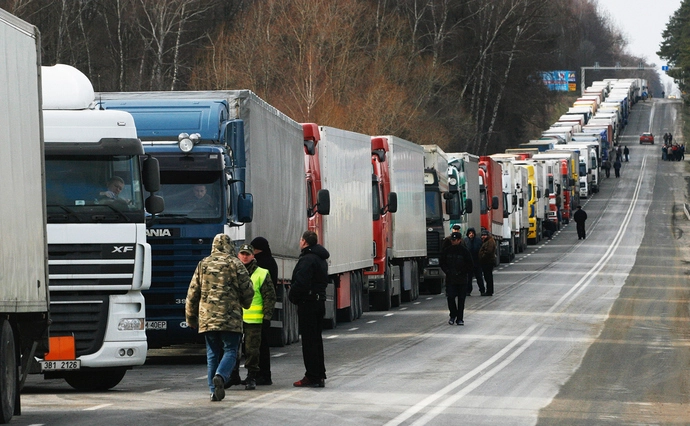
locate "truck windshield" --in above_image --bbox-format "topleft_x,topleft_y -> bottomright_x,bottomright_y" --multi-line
45,155 -> 144,223
149,171 -> 223,222
425,191 -> 442,220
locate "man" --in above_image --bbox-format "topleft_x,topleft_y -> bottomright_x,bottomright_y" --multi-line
185,234 -> 254,402
478,229 -> 497,296
463,227 -> 485,296
184,184 -> 214,212
573,205 -> 588,240
250,236 -> 279,385
613,158 -> 622,178
623,145 -> 629,162
440,232 -> 473,325
99,176 -> 125,200
236,244 -> 276,390
289,231 -> 329,387
441,223 -> 462,251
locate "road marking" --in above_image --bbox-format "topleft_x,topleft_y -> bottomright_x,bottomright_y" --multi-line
326,335 -> 338,339
367,320 -> 377,324
386,155 -> 648,426
83,404 -> 113,411
348,327 -> 359,331
384,313 -> 394,317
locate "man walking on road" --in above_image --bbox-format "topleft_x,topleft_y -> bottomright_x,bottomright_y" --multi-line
186,234 -> 254,402
478,229 -> 497,296
613,158 -> 622,178
573,205 -> 588,240
440,232 -> 474,325
463,228 -> 485,296
289,231 -> 330,388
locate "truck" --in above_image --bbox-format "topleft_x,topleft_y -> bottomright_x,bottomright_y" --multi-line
447,152 -> 481,237
302,124 -> 371,325
478,156 -> 503,264
98,90 -> 304,347
0,9 -> 50,422
40,64 -> 163,391
489,154 -> 528,261
422,145 -> 454,291
533,152 -> 576,224
513,161 -> 546,244
368,136 -> 426,304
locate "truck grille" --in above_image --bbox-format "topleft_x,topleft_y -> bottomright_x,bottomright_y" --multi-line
48,244 -> 136,287
49,292 -> 111,356
426,231 -> 441,253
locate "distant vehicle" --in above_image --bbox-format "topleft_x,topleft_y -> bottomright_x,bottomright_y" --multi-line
668,95 -> 677,99
639,133 -> 655,145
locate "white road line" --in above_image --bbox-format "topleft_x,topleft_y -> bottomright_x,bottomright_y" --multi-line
385,155 -> 648,426
83,404 -> 113,411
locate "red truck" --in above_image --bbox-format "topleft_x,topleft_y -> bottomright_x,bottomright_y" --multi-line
478,156 -> 504,264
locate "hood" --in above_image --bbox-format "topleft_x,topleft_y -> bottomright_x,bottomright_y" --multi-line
304,243 -> 330,260
466,227 -> 476,237
211,233 -> 237,256
250,236 -> 271,254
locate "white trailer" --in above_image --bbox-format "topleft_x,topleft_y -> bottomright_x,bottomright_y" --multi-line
314,126 -> 373,324
0,9 -> 50,422
447,152 -> 481,236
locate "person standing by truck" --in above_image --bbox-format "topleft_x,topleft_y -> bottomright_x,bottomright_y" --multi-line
236,244 -> 276,390
185,234 -> 254,402
250,236 -> 279,385
289,231 -> 329,388
441,232 -> 474,325
478,229 -> 497,296
463,228 -> 485,296
573,206 -> 588,240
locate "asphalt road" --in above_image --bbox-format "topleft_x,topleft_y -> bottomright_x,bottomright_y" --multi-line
15,98 -> 690,426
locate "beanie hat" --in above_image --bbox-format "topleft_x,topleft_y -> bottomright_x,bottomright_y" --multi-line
250,236 -> 270,252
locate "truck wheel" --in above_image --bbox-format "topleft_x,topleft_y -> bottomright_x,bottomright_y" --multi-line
0,319 -> 17,424
370,273 -> 392,311
64,368 -> 127,391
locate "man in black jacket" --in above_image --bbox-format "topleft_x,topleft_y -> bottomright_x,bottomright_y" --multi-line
573,205 -> 588,240
289,231 -> 330,387
441,232 -> 474,326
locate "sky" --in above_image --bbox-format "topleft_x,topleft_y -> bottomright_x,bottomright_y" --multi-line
596,0 -> 682,95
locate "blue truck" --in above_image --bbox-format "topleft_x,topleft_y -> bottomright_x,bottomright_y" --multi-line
98,91 -> 305,347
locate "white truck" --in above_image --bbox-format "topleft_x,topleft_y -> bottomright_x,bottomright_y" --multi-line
0,9 -> 50,422
447,152 -> 481,236
302,124 -> 372,325
40,65 -> 163,390
490,155 -> 528,261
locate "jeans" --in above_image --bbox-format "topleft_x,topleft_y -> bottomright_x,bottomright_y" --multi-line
205,331 -> 242,394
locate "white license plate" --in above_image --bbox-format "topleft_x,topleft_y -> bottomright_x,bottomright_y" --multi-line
41,360 -> 80,371
145,321 -> 167,330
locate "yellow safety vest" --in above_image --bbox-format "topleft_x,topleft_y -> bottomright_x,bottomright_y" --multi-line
243,267 -> 269,324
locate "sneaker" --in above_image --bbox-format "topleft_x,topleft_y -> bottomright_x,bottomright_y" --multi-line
293,377 -> 325,388
448,317 -> 456,325
255,376 -> 273,386
456,319 -> 464,326
245,377 -> 256,390
212,374 -> 225,401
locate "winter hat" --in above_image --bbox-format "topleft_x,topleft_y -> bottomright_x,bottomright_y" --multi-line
250,236 -> 270,253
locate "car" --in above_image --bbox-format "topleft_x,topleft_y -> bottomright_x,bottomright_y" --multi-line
640,133 -> 654,144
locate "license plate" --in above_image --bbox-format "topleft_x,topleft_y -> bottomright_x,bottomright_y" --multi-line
145,321 -> 167,330
41,360 -> 80,371
429,270 -> 439,275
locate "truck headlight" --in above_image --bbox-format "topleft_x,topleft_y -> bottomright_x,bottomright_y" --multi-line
428,258 -> 440,266
118,318 -> 144,331
500,240 -> 509,246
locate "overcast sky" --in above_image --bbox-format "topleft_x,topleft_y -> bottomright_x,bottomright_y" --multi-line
596,0 -> 681,93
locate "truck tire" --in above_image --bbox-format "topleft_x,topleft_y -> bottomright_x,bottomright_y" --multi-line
64,368 -> 127,391
0,319 -> 17,424
370,272 -> 392,311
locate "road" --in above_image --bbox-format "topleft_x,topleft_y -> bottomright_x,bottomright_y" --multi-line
16,98 -> 690,425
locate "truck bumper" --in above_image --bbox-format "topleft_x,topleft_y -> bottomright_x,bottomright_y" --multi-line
78,340 -> 147,368
367,276 -> 385,292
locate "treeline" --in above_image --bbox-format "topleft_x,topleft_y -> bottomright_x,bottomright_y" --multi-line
2,0 -> 661,154
659,0 -> 690,98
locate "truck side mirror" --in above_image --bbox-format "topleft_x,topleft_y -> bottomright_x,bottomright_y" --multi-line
503,209 -> 509,219
491,196 -> 499,210
537,189 -> 542,198
511,194 -> 518,206
465,199 -> 473,214
145,194 -> 165,214
519,198 -> 524,208
387,192 -> 398,213
237,193 -> 253,223
316,189 -> 330,215
142,155 -> 160,192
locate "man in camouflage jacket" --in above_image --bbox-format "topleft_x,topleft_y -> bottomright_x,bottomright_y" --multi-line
186,233 -> 254,402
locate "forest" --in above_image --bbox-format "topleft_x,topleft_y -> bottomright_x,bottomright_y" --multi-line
2,0 -> 663,154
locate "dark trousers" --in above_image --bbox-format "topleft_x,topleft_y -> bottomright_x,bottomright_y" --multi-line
446,283 -> 467,321
467,265 -> 485,294
258,320 -> 271,379
297,300 -> 326,381
576,222 -> 586,239
242,322 -> 262,375
614,168 -> 620,177
481,264 -> 494,295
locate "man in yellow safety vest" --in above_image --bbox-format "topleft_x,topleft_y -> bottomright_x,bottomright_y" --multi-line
236,243 -> 277,390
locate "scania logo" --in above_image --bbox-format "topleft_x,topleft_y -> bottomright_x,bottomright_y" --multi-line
146,228 -> 173,237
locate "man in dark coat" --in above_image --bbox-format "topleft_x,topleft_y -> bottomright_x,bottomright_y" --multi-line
463,227 -> 485,296
250,236 -> 279,385
441,232 -> 474,325
290,231 -> 330,387
613,159 -> 622,178
478,229 -> 497,296
573,205 -> 588,240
